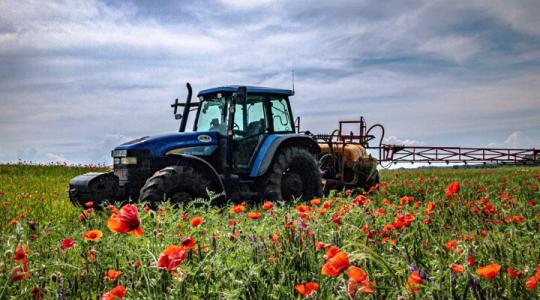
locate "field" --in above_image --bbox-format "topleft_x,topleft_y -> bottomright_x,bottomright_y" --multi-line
1,164 -> 539,299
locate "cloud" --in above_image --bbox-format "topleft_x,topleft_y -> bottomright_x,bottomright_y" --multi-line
0,0 -> 539,164
45,152 -> 68,164
384,136 -> 422,146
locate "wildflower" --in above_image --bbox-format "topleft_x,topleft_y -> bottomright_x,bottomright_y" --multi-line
445,181 -> 460,199
310,198 -> 321,206
156,245 -> 187,272
321,251 -> 349,276
84,201 -> 93,208
526,276 -> 538,290
262,201 -> 273,210
107,204 -> 143,237
87,248 -> 97,261
296,204 -> 311,213
31,287 -> 43,300
105,269 -> 122,281
11,266 -> 30,282
84,230 -> 103,242
348,266 -> 376,296
295,282 -> 318,297
230,204 -> 245,214
247,212 -> 262,219
476,264 -> 501,280
507,267 -> 522,278
315,241 -> 330,252
13,244 -> 31,264
102,285 -> 126,300
324,246 -> 340,259
445,240 -> 458,252
10,219 -> 19,225
190,216 -> 203,227
468,256 -> 475,266
181,237 -> 196,249
60,238 -> 75,250
348,266 -> 367,283
451,264 -> 464,273
407,271 -> 423,294
353,195 -> 367,206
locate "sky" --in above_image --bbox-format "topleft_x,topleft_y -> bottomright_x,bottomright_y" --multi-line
1,0 -> 539,165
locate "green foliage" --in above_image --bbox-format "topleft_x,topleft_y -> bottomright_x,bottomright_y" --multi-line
0,164 -> 539,299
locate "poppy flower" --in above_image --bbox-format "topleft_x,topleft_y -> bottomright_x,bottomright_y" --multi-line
407,271 -> 423,294
295,282 -> 318,297
507,267 -> 522,278
324,246 -> 340,260
11,266 -> 30,282
10,219 -> 19,225
87,248 -> 97,261
84,201 -> 93,208
13,244 -> 31,264
476,264 -> 501,280
348,266 -> 368,283
156,245 -> 187,271
181,237 -> 196,250
107,204 -> 143,237
247,212 -> 261,219
60,238 -> 75,250
84,230 -> 103,242
296,204 -> 311,214
310,198 -> 321,206
102,285 -> 126,300
526,276 -> 538,290
451,264 -> 464,273
321,251 -> 349,276
105,269 -> 122,281
190,216 -> 203,227
315,241 -> 330,252
445,181 -> 460,199
230,204 -> 245,214
445,240 -> 457,252
262,201 -> 273,210
348,280 -> 376,296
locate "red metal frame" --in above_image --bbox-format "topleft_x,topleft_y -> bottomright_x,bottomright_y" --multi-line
314,117 -> 538,165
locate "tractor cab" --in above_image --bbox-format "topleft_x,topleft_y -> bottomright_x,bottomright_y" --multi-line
193,86 -> 295,172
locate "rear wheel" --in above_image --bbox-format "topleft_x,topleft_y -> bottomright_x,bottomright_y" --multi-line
259,147 -> 322,201
139,165 -> 211,208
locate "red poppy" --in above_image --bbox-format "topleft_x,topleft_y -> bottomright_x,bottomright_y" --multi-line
445,240 -> 457,252
315,241 -> 330,252
526,276 -> 538,290
84,230 -> 103,241
230,204 -> 246,214
262,201 -> 273,210
445,181 -> 460,199
348,266 -> 367,283
190,216 -> 203,227
324,246 -> 340,260
102,285 -> 126,300
476,264 -> 501,279
105,269 -> 122,281
84,201 -> 93,208
156,245 -> 187,272
348,280 -> 376,296
295,282 -> 318,297
107,204 -> 143,237
247,212 -> 261,219
181,236 -> 196,249
451,264 -> 464,273
88,248 -> 97,261
507,267 -> 522,278
310,198 -> 321,206
11,266 -> 30,282
13,244 -> 31,264
296,204 -> 311,213
407,271 -> 423,294
60,238 -> 75,250
321,251 -> 349,276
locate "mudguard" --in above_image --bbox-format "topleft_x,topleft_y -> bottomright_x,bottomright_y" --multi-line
250,134 -> 321,177
166,153 -> 226,196
69,172 -> 120,207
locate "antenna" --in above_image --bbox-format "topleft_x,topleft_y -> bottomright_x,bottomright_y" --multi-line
291,69 -> 295,94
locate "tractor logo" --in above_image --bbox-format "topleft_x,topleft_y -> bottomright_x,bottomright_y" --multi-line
197,134 -> 212,143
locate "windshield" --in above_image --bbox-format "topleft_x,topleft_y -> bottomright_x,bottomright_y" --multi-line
195,97 -> 229,134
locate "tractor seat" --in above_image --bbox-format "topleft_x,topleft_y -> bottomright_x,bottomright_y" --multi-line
246,119 -> 265,137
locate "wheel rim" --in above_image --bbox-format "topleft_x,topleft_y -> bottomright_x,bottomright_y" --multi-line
282,169 -> 304,200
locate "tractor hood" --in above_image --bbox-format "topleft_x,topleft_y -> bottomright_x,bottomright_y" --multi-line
113,131 -> 219,157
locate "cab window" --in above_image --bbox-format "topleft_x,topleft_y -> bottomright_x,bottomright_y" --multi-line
270,97 -> 293,132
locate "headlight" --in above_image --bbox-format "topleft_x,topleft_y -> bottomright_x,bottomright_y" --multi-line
120,157 -> 137,165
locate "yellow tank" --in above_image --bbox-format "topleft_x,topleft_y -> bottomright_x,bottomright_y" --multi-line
319,143 -> 368,168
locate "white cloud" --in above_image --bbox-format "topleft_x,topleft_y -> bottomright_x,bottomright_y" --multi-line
45,152 -> 68,164
384,136 -> 422,146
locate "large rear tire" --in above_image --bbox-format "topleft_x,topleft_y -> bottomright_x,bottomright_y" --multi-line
139,165 -> 211,207
258,147 -> 322,201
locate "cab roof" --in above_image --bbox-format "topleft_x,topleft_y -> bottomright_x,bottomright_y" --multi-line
197,85 -> 294,97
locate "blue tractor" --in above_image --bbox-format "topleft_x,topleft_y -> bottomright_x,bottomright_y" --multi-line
69,84 -> 378,207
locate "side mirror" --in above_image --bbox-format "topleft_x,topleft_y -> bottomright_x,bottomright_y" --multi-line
233,86 -> 247,104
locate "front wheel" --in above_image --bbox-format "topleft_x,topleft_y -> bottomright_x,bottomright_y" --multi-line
138,165 -> 211,207
258,147 -> 322,201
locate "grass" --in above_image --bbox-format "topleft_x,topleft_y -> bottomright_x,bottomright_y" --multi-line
0,164 -> 539,299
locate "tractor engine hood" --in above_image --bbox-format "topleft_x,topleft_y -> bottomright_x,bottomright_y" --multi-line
112,131 -> 219,157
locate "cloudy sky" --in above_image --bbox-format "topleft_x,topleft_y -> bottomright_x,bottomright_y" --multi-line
1,0 -> 539,164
